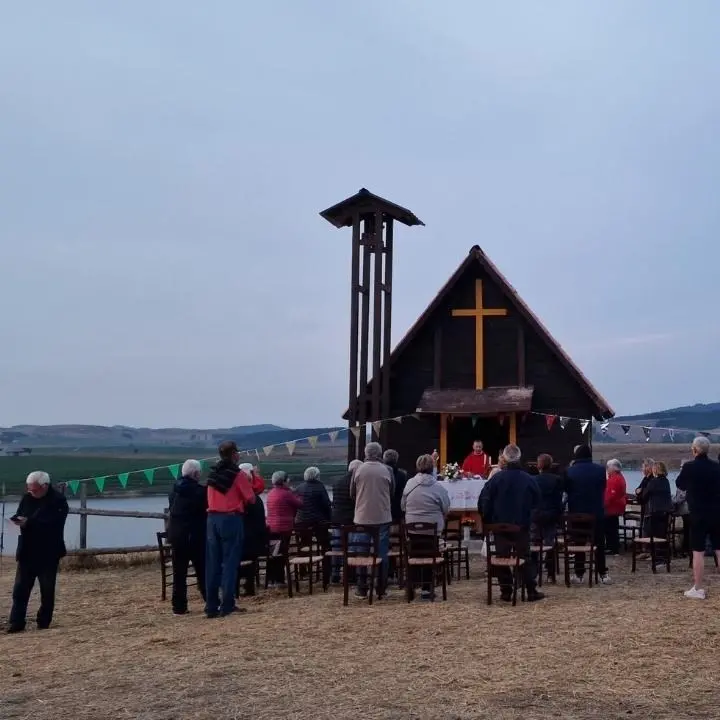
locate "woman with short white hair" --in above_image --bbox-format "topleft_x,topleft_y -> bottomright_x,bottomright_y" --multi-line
167,459 -> 208,615
294,466 -> 331,526
603,459 -> 626,555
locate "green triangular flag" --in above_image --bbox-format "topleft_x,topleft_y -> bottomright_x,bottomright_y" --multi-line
471,415 -> 478,427
199,459 -> 208,470
168,464 -> 180,480
95,476 -> 106,493
143,468 -> 155,485
68,480 -> 80,495
118,472 -> 130,488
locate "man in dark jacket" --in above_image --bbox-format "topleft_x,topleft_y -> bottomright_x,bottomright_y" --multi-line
531,453 -> 564,581
676,436 -> 720,599
480,444 -> 543,602
168,460 -> 208,615
329,460 -> 360,583
8,471 -> 69,633
384,449 -> 408,523
237,464 -> 267,597
564,444 -> 610,584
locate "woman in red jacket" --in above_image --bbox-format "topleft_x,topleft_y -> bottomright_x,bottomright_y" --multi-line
604,459 -> 627,555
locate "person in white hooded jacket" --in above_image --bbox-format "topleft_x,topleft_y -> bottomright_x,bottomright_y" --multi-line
401,454 -> 451,533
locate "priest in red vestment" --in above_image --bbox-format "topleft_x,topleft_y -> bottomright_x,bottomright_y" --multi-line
461,441 -> 491,478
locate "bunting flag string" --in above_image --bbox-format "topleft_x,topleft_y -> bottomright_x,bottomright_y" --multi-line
58,407 -> 718,496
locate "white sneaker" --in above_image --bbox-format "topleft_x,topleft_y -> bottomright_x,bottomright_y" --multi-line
684,586 -> 706,600
570,575 -> 583,585
600,573 -> 611,585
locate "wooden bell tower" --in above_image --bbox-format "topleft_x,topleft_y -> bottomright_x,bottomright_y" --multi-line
320,189 -> 423,462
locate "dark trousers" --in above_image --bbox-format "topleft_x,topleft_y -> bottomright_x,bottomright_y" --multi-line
495,535 -> 536,596
171,535 -> 206,612
575,528 -> 607,577
604,515 -> 620,554
205,513 -> 244,616
9,560 -> 60,630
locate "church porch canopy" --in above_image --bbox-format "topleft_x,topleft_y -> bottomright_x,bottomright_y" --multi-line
415,386 -> 534,416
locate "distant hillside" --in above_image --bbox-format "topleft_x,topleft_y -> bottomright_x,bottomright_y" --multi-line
595,401 -> 720,444
0,423 -> 339,452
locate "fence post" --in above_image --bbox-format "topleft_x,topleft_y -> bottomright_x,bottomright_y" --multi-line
79,483 -> 88,549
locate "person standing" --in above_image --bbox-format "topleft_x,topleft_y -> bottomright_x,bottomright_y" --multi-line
205,441 -> 256,618
167,459 -> 208,615
294,467 -> 332,526
532,453 -> 564,581
675,436 -> 720,600
383,449 -> 408,523
461,440 -> 491,478
635,459 -> 655,537
603,459 -> 627,556
565,444 -> 610,584
236,463 -> 267,597
8,471 -> 69,633
350,442 -> 394,599
265,471 -> 302,587
329,460 -> 360,584
481,445 -> 544,602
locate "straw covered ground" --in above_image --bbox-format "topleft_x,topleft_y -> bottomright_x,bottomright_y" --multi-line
1,555 -> 719,720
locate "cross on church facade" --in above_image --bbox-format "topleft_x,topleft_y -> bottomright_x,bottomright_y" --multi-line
451,279 -> 507,389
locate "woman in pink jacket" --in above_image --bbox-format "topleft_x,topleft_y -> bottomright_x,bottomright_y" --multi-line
265,471 -> 302,586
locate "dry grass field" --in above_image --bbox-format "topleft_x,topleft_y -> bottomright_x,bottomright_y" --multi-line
1,554 -> 719,720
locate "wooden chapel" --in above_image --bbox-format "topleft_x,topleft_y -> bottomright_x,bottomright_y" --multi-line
344,245 -> 615,474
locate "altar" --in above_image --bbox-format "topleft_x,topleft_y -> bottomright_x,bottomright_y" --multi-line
438,477 -> 487,532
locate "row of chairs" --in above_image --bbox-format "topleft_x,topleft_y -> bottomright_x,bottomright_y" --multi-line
157,519 -> 473,605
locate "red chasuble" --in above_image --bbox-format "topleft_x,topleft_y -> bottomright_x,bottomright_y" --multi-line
461,452 -> 490,477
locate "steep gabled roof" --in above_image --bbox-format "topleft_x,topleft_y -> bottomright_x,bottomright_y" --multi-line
343,245 -> 614,420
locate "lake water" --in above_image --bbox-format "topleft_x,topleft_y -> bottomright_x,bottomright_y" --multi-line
1,470 -> 658,554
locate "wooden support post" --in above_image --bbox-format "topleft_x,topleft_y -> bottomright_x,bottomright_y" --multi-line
440,413 -> 448,468
79,482 -> 88,550
509,413 -> 517,446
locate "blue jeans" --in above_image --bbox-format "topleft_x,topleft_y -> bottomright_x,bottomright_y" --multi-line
205,513 -> 244,616
356,523 -> 391,596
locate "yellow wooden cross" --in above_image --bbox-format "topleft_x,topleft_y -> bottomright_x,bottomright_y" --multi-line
451,279 -> 507,389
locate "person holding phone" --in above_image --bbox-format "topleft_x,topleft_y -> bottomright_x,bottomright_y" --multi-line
8,471 -> 69,633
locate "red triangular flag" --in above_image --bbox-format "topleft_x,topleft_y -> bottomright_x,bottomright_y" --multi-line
546,415 -> 557,431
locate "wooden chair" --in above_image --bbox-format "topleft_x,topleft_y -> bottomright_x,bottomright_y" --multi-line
403,522 -> 447,602
286,525 -> 326,598
157,531 -> 173,601
341,525 -> 381,606
263,532 -> 291,589
619,504 -> 642,552
529,519 -> 558,588
484,523 -> 527,606
561,514 -> 598,587
443,517 -> 470,582
632,512 -> 671,573
387,523 -> 405,586
324,523 -> 348,586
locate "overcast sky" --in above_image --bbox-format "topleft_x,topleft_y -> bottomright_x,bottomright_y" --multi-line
2,2 -> 718,428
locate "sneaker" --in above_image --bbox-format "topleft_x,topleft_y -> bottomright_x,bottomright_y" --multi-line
354,590 -> 368,599
570,575 -> 583,585
499,593 -> 513,603
600,573 -> 612,585
527,590 -> 545,602
6,625 -> 25,634
220,606 -> 247,617
684,586 -> 706,600
172,609 -> 188,616
420,590 -> 433,601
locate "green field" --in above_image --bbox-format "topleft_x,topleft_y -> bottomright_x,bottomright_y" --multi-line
0,455 -> 347,497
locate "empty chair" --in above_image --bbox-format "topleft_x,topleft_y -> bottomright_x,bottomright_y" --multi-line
403,522 -> 447,602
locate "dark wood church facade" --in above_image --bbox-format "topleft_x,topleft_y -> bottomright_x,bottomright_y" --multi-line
345,246 -> 614,475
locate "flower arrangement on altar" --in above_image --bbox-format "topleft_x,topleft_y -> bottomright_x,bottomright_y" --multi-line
441,462 -> 462,480
460,515 -> 476,527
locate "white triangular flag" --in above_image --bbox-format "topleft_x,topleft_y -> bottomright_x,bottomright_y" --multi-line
392,416 -> 403,424
669,428 -> 675,442
349,426 -> 361,440
328,431 -> 339,443
255,449 -> 260,460
263,445 -> 274,457
372,420 -> 382,436
285,441 -> 296,456
600,421 -> 610,436
581,420 -> 590,435
308,436 -> 318,449
642,427 -> 651,443
559,417 -> 569,430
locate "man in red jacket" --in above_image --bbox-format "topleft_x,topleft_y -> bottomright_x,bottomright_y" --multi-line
603,459 -> 627,555
462,440 -> 491,478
